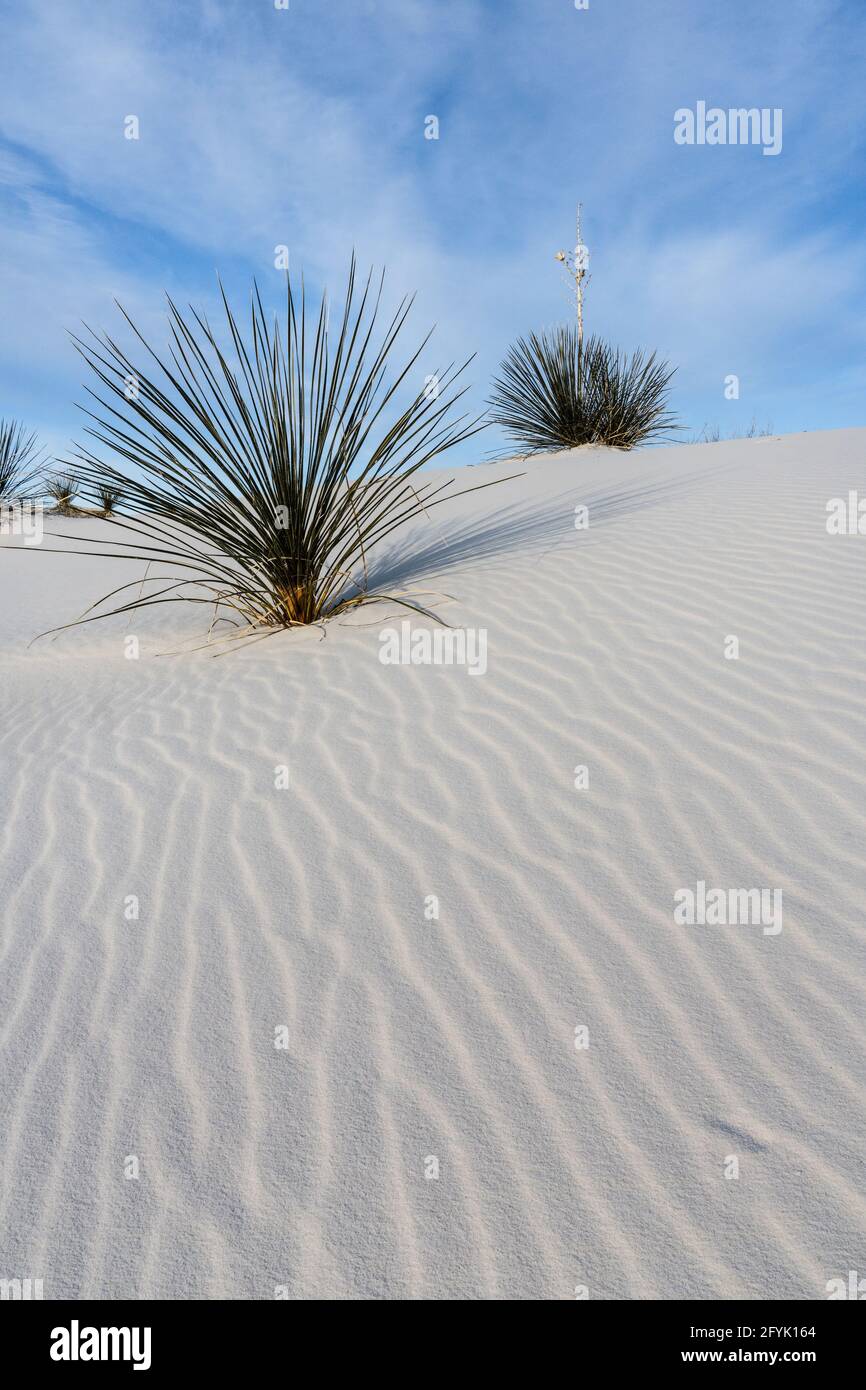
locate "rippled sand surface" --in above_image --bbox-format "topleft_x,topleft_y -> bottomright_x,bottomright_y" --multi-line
1,432 -> 864,1298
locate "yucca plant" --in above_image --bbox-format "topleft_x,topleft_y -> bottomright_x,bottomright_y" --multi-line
97,484 -> 122,516
488,326 -> 678,453
45,471 -> 80,516
0,419 -> 42,501
42,258 -> 500,647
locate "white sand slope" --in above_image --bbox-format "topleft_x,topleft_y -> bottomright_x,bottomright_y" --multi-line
1,429 -> 865,1300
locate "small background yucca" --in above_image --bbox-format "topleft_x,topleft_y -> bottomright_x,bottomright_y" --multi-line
97,484 -> 122,516
46,471 -> 80,516
0,419 -> 42,501
488,326 -> 678,453
42,257 -> 503,647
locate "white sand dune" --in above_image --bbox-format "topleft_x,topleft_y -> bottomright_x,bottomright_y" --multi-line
1,429 -> 865,1299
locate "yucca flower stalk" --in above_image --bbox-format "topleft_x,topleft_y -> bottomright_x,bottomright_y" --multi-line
40,258 -> 503,647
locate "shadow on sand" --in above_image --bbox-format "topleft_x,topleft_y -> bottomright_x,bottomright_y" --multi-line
362,465 -> 720,593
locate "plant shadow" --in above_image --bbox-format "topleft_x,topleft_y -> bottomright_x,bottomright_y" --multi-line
362,465 -> 722,593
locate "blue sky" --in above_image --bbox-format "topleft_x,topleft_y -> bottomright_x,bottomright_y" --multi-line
1,0 -> 865,465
